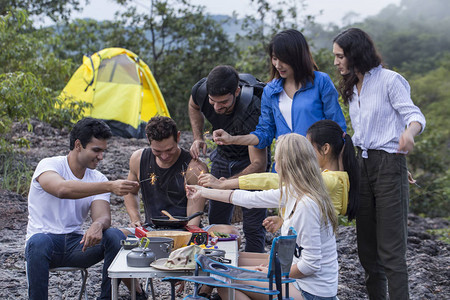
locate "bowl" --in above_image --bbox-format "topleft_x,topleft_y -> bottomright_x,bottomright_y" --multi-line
146,231 -> 192,250
120,239 -> 139,250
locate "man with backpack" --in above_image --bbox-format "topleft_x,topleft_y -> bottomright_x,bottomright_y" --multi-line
189,65 -> 268,253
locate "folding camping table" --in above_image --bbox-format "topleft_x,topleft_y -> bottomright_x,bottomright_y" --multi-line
108,240 -> 238,300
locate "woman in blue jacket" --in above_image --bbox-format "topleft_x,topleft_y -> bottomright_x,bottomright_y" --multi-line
214,29 -> 346,152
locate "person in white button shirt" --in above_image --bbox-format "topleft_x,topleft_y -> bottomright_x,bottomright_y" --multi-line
332,28 -> 426,300
187,133 -> 339,300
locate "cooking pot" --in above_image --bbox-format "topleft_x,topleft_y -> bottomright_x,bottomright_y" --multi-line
146,237 -> 174,259
150,211 -> 203,229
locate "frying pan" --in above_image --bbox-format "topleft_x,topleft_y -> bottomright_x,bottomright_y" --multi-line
150,211 -> 204,228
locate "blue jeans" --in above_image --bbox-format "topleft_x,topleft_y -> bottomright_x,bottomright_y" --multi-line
301,289 -> 338,300
209,149 -> 267,253
25,228 -> 125,300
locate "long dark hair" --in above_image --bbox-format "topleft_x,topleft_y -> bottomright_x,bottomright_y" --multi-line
307,120 -> 359,221
333,28 -> 382,104
268,29 -> 318,86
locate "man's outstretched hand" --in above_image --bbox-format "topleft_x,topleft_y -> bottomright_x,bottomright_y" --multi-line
110,180 -> 139,196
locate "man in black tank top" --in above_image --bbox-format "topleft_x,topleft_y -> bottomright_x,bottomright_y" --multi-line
123,117 -> 208,229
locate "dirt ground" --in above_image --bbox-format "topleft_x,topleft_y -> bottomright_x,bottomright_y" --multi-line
0,120 -> 448,299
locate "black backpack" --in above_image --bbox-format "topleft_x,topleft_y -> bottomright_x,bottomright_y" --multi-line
195,73 -> 266,112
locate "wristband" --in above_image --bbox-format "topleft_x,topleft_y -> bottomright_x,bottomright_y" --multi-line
228,191 -> 234,203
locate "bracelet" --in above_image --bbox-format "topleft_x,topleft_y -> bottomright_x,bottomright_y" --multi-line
228,191 -> 234,203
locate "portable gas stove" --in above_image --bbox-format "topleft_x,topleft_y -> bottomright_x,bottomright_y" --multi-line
135,223 -> 209,246
185,225 -> 208,245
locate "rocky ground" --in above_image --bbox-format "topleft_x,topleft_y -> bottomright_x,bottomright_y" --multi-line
0,120 -> 449,299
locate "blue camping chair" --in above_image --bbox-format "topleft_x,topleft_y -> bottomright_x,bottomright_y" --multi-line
163,227 -> 298,300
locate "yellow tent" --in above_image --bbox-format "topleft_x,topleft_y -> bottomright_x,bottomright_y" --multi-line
59,48 -> 170,138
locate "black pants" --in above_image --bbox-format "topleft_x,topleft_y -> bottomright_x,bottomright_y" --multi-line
356,149 -> 409,300
209,150 -> 267,253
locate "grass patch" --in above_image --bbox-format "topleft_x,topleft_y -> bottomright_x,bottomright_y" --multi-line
0,152 -> 33,196
427,228 -> 450,244
338,215 -> 356,226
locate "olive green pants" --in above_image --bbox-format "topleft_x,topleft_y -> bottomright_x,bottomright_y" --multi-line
356,149 -> 409,300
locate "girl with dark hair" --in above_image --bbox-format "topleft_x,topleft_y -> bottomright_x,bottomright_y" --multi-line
333,27 -> 426,300
199,119 -> 359,222
306,119 -> 359,220
213,29 -> 346,159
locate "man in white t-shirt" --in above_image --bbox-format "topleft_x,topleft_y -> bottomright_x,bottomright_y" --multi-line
25,118 -> 143,300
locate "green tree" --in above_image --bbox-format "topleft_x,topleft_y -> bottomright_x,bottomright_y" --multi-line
49,19 -> 115,62
407,55 -> 450,217
235,0 -> 318,81
0,9 -> 89,130
0,0 -> 84,21
0,10 -> 89,193
360,0 -> 450,74
0,9 -> 75,92
104,0 -> 236,129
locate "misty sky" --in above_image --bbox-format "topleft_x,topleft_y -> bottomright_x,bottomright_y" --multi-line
68,0 -> 401,26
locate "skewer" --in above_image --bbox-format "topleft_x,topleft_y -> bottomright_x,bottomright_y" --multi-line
181,165 -> 187,186
139,173 -> 157,184
139,177 -> 153,183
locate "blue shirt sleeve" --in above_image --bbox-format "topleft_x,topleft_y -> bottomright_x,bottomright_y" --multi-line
251,87 -> 277,149
320,74 -> 347,132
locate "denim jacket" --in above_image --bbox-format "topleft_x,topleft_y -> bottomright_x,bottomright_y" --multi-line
251,71 -> 347,149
